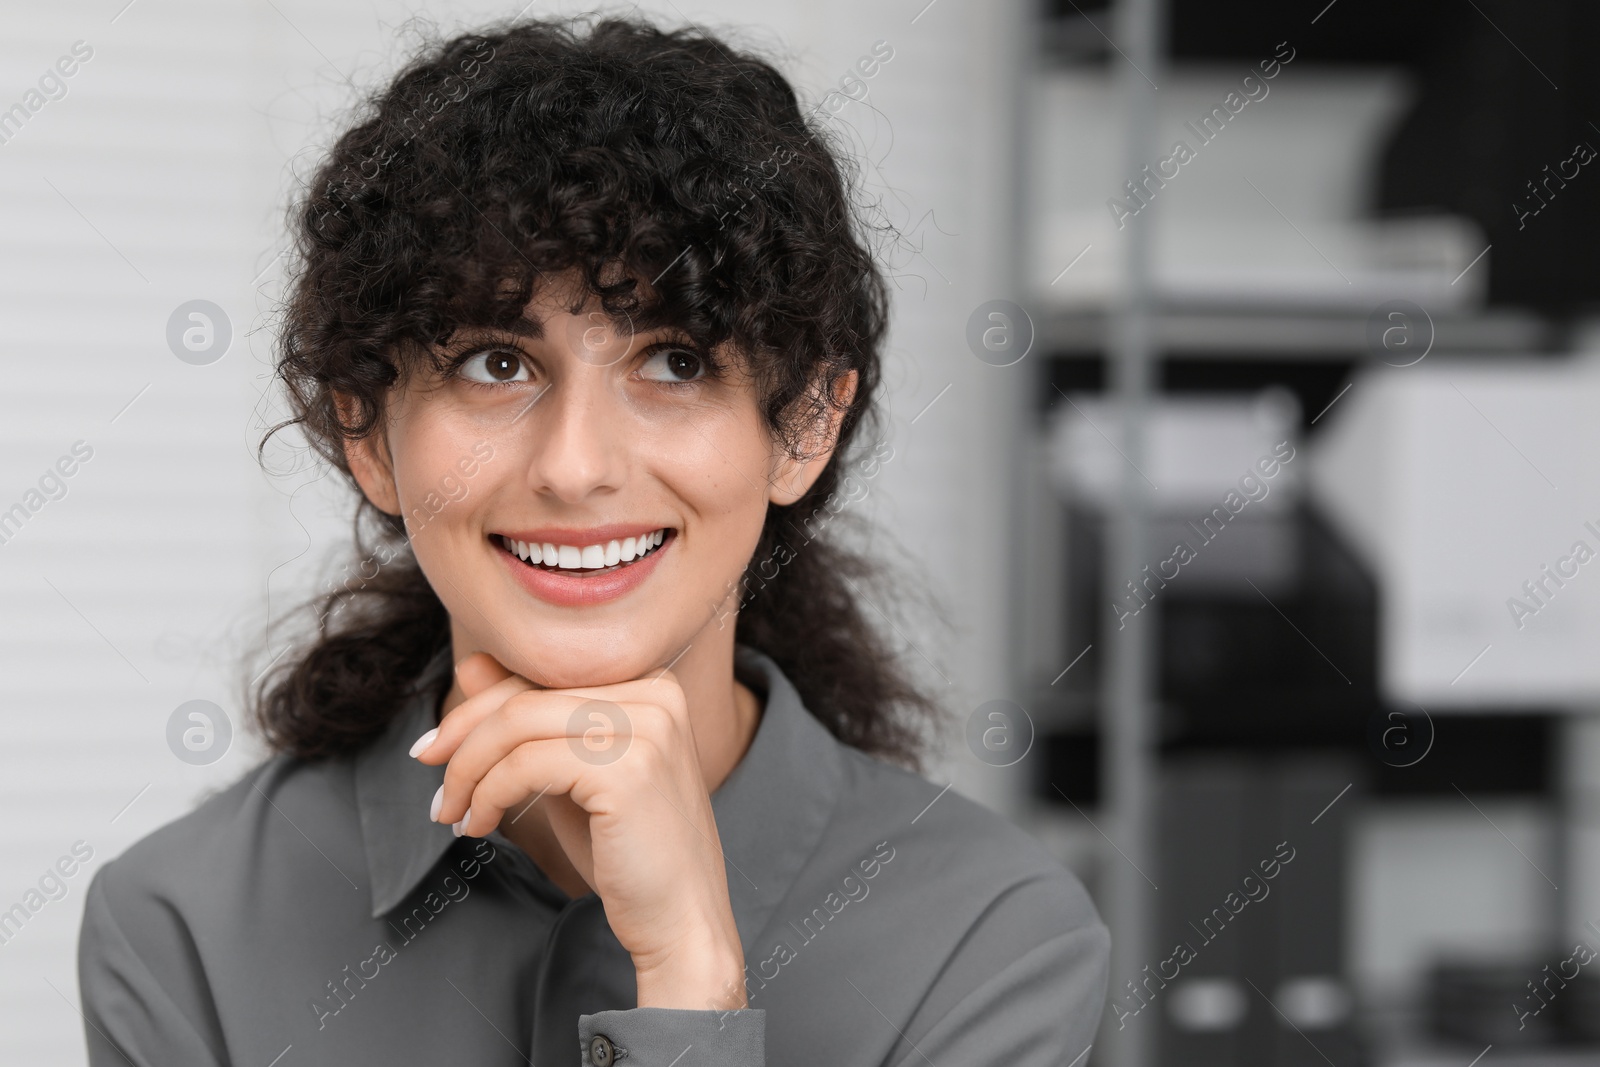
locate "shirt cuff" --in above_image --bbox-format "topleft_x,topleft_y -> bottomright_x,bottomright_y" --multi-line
579,1006 -> 765,1066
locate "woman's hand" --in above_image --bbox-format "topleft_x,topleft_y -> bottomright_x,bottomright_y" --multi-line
412,652 -> 748,1012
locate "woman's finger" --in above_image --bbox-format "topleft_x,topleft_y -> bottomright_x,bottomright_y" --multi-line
456,650 -> 516,699
537,667 -> 685,717
410,671 -> 530,764
435,689 -> 638,825
453,735 -> 598,837
544,794 -> 596,890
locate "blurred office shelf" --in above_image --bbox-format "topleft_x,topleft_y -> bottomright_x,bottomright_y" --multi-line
1021,392 -> 1560,1067
1030,303 -> 1548,357
1030,392 -> 1377,1065
1015,9 -> 1594,1066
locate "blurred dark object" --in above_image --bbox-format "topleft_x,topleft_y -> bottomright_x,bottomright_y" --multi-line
1150,755 -> 1367,1067
1431,959 -> 1561,1046
1035,492 -> 1557,801
1428,956 -> 1600,1047
1366,716 -> 1554,798
1044,500 -> 1377,751
1375,1 -> 1600,313
1568,969 -> 1600,1043
1042,355 -> 1357,435
1042,729 -> 1100,804
1041,0 -> 1454,66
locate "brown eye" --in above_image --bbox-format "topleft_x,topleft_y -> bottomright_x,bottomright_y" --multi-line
459,348 -> 530,384
639,345 -> 706,384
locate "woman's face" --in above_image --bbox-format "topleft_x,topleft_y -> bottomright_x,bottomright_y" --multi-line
342,272 -> 847,688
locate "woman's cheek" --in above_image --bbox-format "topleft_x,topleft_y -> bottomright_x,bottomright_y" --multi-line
640,398 -> 768,487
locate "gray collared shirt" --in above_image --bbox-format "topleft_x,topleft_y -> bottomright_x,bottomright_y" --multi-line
78,644 -> 1109,1065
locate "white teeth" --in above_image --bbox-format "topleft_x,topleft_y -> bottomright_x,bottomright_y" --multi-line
503,529 -> 668,571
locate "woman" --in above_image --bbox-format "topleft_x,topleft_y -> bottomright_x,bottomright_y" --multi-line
76,15 -> 1109,1066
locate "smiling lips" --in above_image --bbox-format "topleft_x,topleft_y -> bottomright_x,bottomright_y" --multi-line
495,528 -> 668,574
491,524 -> 676,606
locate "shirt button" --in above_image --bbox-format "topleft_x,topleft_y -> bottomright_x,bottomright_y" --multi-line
588,1034 -> 616,1067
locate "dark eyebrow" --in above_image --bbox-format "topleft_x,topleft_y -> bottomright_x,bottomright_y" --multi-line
502,315 -> 546,340
447,306 -> 698,348
440,316 -> 542,346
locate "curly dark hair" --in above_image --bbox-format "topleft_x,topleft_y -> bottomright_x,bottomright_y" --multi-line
252,13 -> 945,770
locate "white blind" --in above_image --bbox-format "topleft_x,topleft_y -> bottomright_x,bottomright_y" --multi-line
1,4 -> 373,1061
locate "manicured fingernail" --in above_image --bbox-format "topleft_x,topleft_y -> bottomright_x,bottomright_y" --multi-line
452,807 -> 471,838
409,728 -> 439,759
430,785 -> 444,822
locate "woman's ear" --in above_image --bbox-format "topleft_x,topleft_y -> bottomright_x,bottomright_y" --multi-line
333,391 -> 401,515
769,369 -> 858,506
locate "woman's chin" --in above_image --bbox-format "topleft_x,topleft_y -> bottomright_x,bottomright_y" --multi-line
504,648 -> 656,690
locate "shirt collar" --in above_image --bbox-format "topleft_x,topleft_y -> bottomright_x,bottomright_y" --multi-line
353,643 -> 846,953
352,644 -> 459,919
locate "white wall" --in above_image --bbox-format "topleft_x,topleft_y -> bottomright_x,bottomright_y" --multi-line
0,1 -> 1024,1062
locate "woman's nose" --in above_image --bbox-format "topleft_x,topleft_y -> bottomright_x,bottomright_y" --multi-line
520,367 -> 629,504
